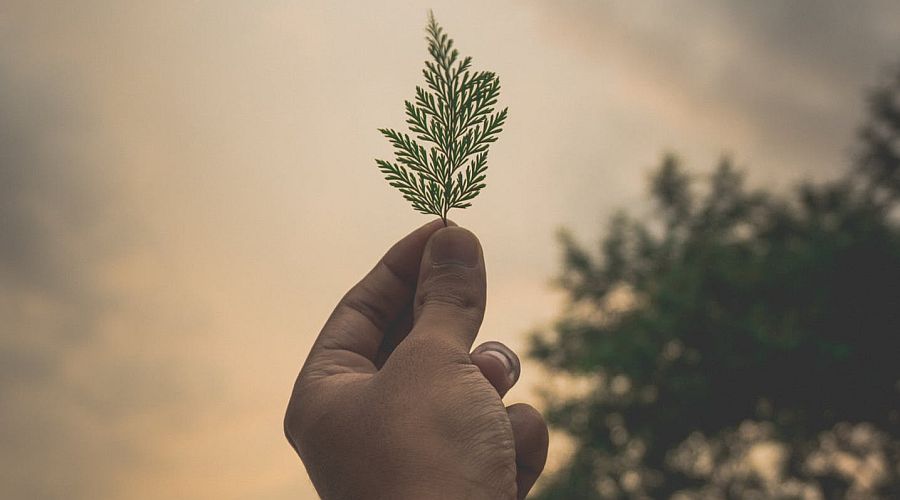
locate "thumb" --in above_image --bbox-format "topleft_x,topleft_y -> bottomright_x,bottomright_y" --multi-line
408,227 -> 486,356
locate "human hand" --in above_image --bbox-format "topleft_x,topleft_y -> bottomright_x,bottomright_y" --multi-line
284,220 -> 549,499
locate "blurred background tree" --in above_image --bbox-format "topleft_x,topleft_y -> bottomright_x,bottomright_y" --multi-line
529,66 -> 900,499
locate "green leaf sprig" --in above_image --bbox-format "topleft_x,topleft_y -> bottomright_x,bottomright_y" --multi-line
376,12 -> 507,225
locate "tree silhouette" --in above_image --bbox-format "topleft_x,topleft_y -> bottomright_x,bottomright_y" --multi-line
529,65 -> 900,499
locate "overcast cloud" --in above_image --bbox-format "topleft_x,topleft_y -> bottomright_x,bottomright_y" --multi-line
2,1 -> 899,498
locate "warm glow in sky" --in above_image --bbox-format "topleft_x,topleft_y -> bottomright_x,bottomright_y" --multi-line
2,1 -> 899,498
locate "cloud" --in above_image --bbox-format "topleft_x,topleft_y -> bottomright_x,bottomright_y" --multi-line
0,67 -> 109,497
0,64 -> 210,498
2,2 -> 898,498
530,0 -> 900,182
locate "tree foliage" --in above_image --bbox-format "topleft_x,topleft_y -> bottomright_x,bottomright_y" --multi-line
376,12 -> 506,224
530,66 -> 900,499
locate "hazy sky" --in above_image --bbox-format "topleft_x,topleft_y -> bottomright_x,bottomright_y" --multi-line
2,1 -> 899,498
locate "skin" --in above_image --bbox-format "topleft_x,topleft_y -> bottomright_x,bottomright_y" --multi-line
284,219 -> 549,499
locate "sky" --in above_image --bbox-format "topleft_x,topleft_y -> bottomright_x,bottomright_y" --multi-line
2,1 -> 899,498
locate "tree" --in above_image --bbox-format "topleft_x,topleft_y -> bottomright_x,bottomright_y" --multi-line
529,66 -> 900,499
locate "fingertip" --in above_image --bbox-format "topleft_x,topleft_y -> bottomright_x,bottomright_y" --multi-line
428,227 -> 482,267
471,352 -> 512,396
381,219 -> 449,285
472,341 -> 521,396
508,403 -> 549,450
507,403 -> 549,499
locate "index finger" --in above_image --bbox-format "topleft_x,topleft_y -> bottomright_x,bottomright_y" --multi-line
301,218 -> 448,378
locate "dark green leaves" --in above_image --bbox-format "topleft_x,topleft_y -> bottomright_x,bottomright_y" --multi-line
376,12 -> 506,223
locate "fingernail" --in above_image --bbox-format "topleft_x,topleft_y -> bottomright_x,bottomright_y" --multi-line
430,227 -> 479,267
474,342 -> 521,385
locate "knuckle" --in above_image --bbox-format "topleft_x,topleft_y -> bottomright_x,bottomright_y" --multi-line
418,271 -> 484,313
393,334 -> 471,369
338,283 -> 390,331
419,287 -> 477,311
284,396 -> 330,456
283,382 -> 325,449
283,401 -> 304,451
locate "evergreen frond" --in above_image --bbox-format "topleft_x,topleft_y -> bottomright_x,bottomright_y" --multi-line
376,11 -> 506,224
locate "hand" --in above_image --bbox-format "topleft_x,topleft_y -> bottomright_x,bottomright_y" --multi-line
284,220 -> 549,499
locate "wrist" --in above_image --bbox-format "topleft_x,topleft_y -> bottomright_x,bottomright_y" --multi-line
389,475 -> 512,500
394,485 -> 501,500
